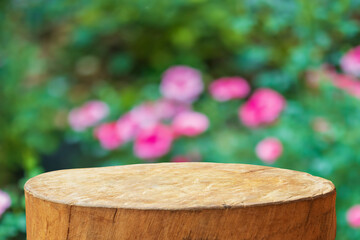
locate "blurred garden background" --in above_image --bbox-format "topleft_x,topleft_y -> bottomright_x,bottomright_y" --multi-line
1,0 -> 360,239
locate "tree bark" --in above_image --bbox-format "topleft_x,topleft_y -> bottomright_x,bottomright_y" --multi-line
25,163 -> 336,240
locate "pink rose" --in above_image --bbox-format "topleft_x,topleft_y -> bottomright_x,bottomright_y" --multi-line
209,77 -> 250,101
115,114 -> 139,143
347,205 -> 360,228
0,190 -> 11,217
305,65 -> 337,89
172,111 -> 209,137
128,100 -> 190,129
160,66 -> 203,103
94,122 -> 123,150
255,137 -> 283,164
305,67 -> 360,98
171,155 -> 191,162
134,124 -> 173,160
239,88 -> 286,127
130,103 -> 160,129
68,100 -> 109,131
154,99 -> 191,120
341,46 -> 360,77
332,74 -> 360,98
116,100 -> 190,143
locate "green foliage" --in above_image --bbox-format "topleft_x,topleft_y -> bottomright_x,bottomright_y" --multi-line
1,0 -> 360,239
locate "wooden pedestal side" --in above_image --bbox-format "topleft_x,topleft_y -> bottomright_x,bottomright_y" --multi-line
25,163 -> 336,240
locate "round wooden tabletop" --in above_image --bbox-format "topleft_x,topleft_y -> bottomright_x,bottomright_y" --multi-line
25,162 -> 335,210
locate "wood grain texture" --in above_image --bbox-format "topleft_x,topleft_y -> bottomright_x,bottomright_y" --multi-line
25,162 -> 336,240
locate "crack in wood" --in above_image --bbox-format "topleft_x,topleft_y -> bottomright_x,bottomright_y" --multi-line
112,209 -> 118,223
242,168 -> 268,174
66,205 -> 73,240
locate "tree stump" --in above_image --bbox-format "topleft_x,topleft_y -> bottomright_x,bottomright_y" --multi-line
24,163 -> 336,240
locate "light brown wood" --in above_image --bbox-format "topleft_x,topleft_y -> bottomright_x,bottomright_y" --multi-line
25,162 -> 336,240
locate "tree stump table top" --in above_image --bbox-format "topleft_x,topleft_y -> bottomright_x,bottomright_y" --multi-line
25,162 -> 337,240
25,162 -> 334,210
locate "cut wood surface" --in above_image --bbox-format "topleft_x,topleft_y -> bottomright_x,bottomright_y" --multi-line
25,162 -> 336,240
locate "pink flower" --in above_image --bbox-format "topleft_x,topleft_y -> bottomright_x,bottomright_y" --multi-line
172,111 -> 209,137
0,190 -> 11,217
129,100 -> 191,128
116,100 -> 190,143
332,74 -> 360,98
115,114 -> 139,142
255,137 -> 283,164
171,155 -> 191,162
68,101 -> 109,131
305,65 -> 360,98
239,88 -> 286,128
347,205 -> 360,228
305,65 -> 337,89
341,46 -> 360,77
209,77 -> 250,101
134,124 -> 173,160
94,122 -> 123,150
130,103 -> 160,128
160,66 -> 203,103
306,67 -> 360,98
154,99 -> 191,120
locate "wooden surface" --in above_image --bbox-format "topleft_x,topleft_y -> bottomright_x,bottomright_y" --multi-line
25,162 -> 336,240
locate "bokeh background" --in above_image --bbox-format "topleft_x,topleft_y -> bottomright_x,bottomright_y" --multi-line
1,0 -> 360,239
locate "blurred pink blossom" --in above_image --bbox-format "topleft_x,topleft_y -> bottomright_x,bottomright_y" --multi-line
0,190 -> 11,217
172,111 -> 209,137
332,74 -> 360,98
115,99 -> 190,144
115,114 -> 139,142
239,88 -> 286,127
160,66 -> 203,103
94,122 -> 123,150
129,100 -> 190,129
130,103 -> 160,128
209,77 -> 250,101
171,155 -> 191,162
134,124 -> 173,160
347,205 -> 360,228
154,99 -> 191,120
341,46 -> 360,77
255,137 -> 283,164
68,100 -> 109,131
306,66 -> 360,98
305,65 -> 337,89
